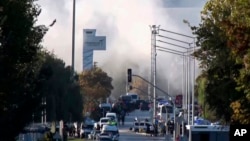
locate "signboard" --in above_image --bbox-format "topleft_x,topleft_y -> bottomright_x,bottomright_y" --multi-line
83,29 -> 106,50
83,36 -> 106,50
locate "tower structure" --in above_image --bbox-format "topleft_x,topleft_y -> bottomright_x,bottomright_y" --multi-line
83,29 -> 106,70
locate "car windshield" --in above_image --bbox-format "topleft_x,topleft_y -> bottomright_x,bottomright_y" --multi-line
139,123 -> 145,126
131,95 -> 137,99
121,96 -> 131,101
107,115 -> 115,119
102,106 -> 111,111
101,119 -> 109,123
162,106 -> 173,113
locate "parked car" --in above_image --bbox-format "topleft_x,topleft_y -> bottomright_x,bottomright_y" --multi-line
99,117 -> 111,129
106,112 -> 118,125
97,133 -> 113,141
88,129 -> 101,140
131,122 -> 139,132
101,125 -> 119,141
80,124 -> 94,138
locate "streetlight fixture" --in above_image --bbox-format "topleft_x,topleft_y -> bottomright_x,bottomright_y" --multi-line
157,28 -> 197,126
157,47 -> 190,138
155,28 -> 197,139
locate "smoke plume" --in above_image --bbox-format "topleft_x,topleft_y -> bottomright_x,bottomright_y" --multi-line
37,0 -> 206,98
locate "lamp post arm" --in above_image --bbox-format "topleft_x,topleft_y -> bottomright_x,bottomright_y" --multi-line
132,74 -> 171,98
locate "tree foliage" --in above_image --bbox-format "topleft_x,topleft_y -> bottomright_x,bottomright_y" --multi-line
79,66 -> 113,115
39,51 -> 83,122
193,0 -> 250,123
0,1 -> 84,140
0,0 -> 48,140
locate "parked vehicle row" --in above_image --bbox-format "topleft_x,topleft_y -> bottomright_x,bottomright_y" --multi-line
85,112 -> 120,141
129,118 -> 156,136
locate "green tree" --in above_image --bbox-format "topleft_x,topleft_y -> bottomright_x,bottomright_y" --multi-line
192,0 -> 250,123
39,51 -> 83,122
205,0 -> 250,124
0,0 -> 48,140
79,66 -> 113,116
192,1 -> 244,122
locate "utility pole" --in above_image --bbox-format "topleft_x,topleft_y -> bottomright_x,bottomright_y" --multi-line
72,0 -> 76,73
192,38 -> 196,125
150,25 -> 160,124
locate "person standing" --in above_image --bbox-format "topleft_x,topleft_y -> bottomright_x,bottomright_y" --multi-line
121,110 -> 125,126
139,102 -> 143,111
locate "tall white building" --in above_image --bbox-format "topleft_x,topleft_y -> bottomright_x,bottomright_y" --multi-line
83,29 -> 106,70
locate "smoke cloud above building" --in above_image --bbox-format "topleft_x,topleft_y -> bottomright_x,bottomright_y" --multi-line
37,0 -> 206,98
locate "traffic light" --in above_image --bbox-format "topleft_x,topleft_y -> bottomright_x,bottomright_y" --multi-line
127,68 -> 132,83
127,84 -> 133,91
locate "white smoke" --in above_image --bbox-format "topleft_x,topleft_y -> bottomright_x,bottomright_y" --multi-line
37,0 -> 205,97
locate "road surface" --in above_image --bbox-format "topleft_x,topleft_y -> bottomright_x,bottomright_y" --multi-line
117,109 -> 169,141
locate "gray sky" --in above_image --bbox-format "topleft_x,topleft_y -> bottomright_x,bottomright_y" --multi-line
36,0 -> 207,96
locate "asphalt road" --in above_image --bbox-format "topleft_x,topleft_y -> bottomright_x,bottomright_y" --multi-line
117,109 -> 168,141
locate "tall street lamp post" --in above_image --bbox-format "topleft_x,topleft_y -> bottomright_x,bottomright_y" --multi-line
155,28 -> 197,140
72,0 -> 76,73
157,29 -> 196,125
150,25 -> 160,125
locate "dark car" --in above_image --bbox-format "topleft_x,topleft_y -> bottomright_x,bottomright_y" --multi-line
120,95 -> 132,104
80,124 -> 94,138
135,100 -> 149,111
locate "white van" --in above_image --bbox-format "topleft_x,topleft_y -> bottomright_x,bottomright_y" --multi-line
157,103 -> 179,122
106,112 -> 118,123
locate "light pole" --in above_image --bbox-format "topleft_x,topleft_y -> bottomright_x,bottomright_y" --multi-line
150,26 -> 198,140
157,29 -> 197,126
157,46 -> 197,125
150,25 -> 160,125
157,48 -> 190,138
156,28 -> 197,140
72,0 -> 76,73
192,38 -> 196,125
